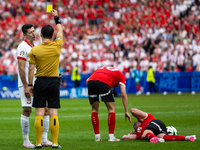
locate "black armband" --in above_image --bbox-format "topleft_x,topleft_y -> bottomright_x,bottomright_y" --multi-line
54,15 -> 61,24
28,84 -> 33,86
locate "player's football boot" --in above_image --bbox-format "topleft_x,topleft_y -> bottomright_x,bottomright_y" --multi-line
41,140 -> 52,147
108,136 -> 120,141
23,141 -> 34,148
158,138 -> 165,142
186,135 -> 196,141
32,144 -> 42,149
150,137 -> 159,143
95,135 -> 102,141
52,144 -> 62,148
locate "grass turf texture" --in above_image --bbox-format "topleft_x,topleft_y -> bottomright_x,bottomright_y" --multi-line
0,93 -> 199,150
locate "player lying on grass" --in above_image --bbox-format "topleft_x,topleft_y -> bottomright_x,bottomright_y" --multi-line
122,108 -> 196,142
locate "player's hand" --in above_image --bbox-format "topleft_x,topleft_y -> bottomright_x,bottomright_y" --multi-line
51,9 -> 58,16
24,85 -> 30,98
125,112 -> 132,123
86,78 -> 89,85
28,86 -> 34,97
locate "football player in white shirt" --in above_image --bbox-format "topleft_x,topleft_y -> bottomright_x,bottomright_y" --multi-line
17,24 -> 52,148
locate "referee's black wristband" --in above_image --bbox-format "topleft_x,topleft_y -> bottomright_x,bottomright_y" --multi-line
28,84 -> 33,86
54,15 -> 61,24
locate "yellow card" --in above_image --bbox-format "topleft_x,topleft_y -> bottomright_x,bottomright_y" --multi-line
46,5 -> 52,13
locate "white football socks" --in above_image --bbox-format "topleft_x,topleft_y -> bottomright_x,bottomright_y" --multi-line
21,114 -> 30,144
95,134 -> 101,138
109,134 -> 114,138
41,115 -> 50,143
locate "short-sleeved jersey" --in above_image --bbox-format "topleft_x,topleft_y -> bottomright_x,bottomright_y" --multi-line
17,40 -> 35,87
136,113 -> 156,139
88,66 -> 126,87
28,36 -> 63,77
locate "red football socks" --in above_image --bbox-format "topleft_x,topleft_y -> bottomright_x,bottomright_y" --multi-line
163,135 -> 186,141
136,85 -> 141,91
91,112 -> 99,134
108,112 -> 116,134
145,132 -> 157,139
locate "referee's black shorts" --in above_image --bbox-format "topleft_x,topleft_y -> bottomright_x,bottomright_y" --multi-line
87,80 -> 114,104
145,120 -> 167,135
33,77 -> 60,108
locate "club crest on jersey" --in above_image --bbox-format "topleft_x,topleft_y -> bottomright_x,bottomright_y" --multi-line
57,37 -> 61,40
137,127 -> 142,133
20,51 -> 25,56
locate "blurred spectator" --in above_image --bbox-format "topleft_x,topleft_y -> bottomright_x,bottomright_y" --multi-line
131,66 -> 143,95
59,61 -> 66,75
6,59 -> 17,75
0,59 -> 5,75
121,56 -> 130,78
146,66 -> 156,93
177,51 -> 185,71
140,56 -> 149,72
173,64 -> 181,72
71,65 -> 81,88
96,5 -> 104,25
60,80 -> 67,89
186,62 -> 194,72
88,5 -> 97,27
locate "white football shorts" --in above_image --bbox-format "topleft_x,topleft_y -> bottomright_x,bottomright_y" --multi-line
19,86 -> 33,108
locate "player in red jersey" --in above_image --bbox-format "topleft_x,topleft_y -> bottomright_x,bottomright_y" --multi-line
86,66 -> 132,141
122,108 -> 196,142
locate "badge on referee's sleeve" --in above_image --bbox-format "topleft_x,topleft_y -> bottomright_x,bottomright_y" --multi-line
57,37 -> 61,40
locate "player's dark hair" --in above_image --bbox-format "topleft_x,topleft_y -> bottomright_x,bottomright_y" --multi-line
22,24 -> 34,34
41,25 -> 54,39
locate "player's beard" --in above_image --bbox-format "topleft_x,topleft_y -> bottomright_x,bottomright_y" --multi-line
32,36 -> 36,41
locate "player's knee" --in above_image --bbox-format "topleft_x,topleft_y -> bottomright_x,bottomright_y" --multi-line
141,134 -> 146,139
49,109 -> 58,117
22,107 -> 32,117
104,102 -> 115,112
130,108 -> 137,113
92,101 -> 99,112
141,131 -> 148,139
44,107 -> 49,116
157,133 -> 165,138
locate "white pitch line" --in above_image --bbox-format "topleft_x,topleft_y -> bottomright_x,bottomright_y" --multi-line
1,110 -> 199,120
1,105 -> 199,112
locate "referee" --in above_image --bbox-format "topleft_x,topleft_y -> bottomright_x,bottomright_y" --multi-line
28,9 -> 63,149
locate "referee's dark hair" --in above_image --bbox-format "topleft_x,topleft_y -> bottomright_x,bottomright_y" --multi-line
22,24 -> 33,34
41,25 -> 54,39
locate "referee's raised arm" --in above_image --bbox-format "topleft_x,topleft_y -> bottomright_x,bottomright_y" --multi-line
51,9 -> 63,38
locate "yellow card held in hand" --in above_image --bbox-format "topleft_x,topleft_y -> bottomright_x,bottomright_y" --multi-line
46,5 -> 52,12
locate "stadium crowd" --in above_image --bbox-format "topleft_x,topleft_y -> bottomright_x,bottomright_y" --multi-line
0,0 -> 200,77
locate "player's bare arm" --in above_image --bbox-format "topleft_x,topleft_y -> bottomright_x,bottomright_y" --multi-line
18,59 -> 30,98
86,78 -> 89,85
130,108 -> 147,122
120,84 -> 132,123
51,9 -> 63,38
128,131 -> 136,135
28,63 -> 35,96
122,133 -> 137,140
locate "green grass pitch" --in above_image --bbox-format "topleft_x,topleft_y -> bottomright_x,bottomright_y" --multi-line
0,93 -> 199,150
